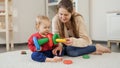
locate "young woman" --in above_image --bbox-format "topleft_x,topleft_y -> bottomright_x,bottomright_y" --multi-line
52,0 -> 111,57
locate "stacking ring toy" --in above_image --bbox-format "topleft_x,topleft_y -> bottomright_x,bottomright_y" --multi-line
52,33 -> 60,45
63,60 -> 73,64
56,39 -> 66,43
33,36 -> 40,50
82,54 -> 90,59
38,38 -> 48,45
47,34 -> 53,47
33,33 -> 66,50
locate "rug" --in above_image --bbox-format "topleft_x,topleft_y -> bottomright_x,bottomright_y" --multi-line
0,50 -> 120,68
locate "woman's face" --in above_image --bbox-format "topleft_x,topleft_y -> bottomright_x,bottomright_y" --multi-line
58,8 -> 72,23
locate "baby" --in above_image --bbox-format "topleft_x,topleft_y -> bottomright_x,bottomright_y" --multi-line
28,15 -> 63,62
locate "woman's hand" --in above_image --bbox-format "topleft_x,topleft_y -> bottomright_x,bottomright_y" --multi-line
52,44 -> 63,55
64,38 -> 73,46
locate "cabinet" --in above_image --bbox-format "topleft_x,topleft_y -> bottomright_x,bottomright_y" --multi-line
46,0 -> 60,20
46,0 -> 78,20
0,0 -> 13,51
107,12 -> 120,47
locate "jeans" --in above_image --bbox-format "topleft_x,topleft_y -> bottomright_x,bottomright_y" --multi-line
63,45 -> 96,57
31,50 -> 64,62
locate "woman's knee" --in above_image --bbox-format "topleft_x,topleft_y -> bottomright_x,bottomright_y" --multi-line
66,50 -> 79,57
65,46 -> 79,57
65,46 -> 96,57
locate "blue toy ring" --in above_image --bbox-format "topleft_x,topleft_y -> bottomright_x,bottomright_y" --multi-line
33,36 -> 40,50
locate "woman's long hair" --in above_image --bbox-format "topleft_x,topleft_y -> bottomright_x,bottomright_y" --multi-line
57,0 -> 80,38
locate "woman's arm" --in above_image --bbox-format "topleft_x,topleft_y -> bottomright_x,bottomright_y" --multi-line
52,15 -> 63,55
71,16 -> 92,47
52,14 -> 92,47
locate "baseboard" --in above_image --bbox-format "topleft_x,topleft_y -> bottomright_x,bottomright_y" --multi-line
92,40 -> 107,43
0,42 -> 28,46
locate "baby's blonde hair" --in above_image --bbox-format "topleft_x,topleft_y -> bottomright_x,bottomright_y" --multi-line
35,15 -> 50,30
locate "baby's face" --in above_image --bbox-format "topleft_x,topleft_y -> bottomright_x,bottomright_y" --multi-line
38,20 -> 51,35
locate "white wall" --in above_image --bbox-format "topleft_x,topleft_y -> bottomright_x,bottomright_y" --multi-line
90,0 -> 120,41
1,0 -> 119,43
77,0 -> 90,35
0,0 -> 46,44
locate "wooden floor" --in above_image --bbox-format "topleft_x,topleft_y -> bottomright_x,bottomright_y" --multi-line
0,41 -> 120,53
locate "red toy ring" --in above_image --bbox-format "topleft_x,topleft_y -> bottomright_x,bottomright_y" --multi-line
47,34 -> 53,47
63,60 -> 73,64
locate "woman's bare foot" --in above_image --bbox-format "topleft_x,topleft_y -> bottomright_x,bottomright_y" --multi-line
96,44 -> 111,53
92,51 -> 103,55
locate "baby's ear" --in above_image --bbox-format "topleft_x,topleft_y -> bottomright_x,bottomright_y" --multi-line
36,23 -> 40,30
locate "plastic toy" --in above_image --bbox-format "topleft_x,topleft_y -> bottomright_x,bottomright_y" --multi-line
52,33 -> 66,44
38,38 -> 49,45
82,54 -> 90,59
33,37 -> 48,50
52,33 -> 60,44
47,34 -> 53,47
33,37 -> 40,50
63,60 -> 73,64
56,39 -> 66,43
33,33 -> 66,50
21,51 -> 27,55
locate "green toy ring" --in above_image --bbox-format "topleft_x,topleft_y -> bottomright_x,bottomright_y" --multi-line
52,34 -> 60,45
82,54 -> 90,59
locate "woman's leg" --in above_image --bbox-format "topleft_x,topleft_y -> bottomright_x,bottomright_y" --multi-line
65,45 -> 96,57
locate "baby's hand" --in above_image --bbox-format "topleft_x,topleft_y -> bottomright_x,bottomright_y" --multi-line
36,47 -> 42,51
